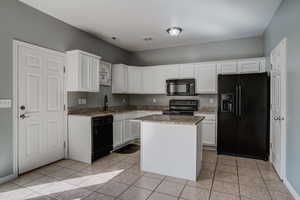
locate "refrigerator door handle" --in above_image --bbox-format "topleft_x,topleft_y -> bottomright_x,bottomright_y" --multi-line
235,85 -> 239,116
238,85 -> 242,117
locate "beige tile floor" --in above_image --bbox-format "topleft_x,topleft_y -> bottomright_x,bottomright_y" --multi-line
0,150 -> 295,200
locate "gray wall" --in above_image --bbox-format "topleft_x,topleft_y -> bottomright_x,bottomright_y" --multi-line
0,0 -> 131,178
130,36 -> 264,66
264,0 -> 300,195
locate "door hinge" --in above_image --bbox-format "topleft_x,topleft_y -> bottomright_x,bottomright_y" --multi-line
63,66 -> 66,73
63,141 -> 66,149
270,64 -> 273,70
270,142 -> 272,149
64,104 -> 66,111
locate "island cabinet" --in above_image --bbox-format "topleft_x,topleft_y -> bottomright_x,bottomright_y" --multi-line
138,115 -> 204,181
66,50 -> 100,92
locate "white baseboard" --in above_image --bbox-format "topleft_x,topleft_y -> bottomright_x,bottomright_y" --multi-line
284,178 -> 300,200
0,174 -> 17,184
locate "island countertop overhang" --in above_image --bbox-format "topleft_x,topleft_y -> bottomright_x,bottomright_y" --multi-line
135,114 -> 205,125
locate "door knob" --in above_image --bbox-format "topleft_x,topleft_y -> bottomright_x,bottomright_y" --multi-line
20,105 -> 26,110
20,114 -> 29,119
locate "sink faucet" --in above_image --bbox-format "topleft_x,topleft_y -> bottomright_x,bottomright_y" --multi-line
104,95 -> 108,111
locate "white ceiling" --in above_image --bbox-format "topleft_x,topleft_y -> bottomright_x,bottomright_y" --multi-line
20,0 -> 282,52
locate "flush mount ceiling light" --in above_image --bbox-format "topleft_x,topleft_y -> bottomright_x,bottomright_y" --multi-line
166,27 -> 183,37
143,37 -> 153,41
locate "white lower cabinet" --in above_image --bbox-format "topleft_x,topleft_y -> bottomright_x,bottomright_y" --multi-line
195,113 -> 217,146
113,111 -> 162,149
201,121 -> 216,146
113,121 -> 123,148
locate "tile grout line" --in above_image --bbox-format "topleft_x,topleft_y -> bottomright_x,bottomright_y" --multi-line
177,180 -> 188,200
208,155 -> 218,200
144,176 -> 167,200
256,160 -> 274,200
236,158 -> 242,200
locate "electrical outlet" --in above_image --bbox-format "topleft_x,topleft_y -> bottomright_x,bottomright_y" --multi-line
81,98 -> 87,105
122,98 -> 126,103
209,98 -> 214,104
78,98 -> 87,105
153,98 -> 157,103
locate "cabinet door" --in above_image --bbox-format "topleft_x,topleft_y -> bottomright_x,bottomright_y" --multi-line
195,63 -> 217,93
112,64 -> 127,93
238,60 -> 260,74
201,121 -> 216,146
123,119 -> 132,143
143,67 -> 155,94
217,62 -> 238,74
113,121 -> 123,148
128,66 -> 143,93
131,120 -> 141,139
80,54 -> 90,90
179,64 -> 195,78
89,57 -> 99,92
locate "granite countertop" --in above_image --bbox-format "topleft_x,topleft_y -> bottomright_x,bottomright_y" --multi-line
68,106 -> 167,117
68,106 -> 217,117
135,114 -> 205,125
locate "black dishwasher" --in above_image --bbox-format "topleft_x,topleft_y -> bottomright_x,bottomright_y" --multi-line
92,115 -> 113,161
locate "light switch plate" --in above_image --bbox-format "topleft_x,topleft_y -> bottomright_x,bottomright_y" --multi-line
0,99 -> 12,108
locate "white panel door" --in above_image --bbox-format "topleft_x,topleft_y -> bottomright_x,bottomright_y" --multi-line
195,63 -> 217,93
128,66 -> 143,93
18,42 -> 65,174
270,39 -> 287,179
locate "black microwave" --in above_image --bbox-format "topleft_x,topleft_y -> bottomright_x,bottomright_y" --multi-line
166,79 -> 196,96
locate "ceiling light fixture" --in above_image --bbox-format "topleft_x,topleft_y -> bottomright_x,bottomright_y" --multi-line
166,27 -> 183,37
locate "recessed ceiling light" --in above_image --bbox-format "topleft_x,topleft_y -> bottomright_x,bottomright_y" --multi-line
166,27 -> 183,37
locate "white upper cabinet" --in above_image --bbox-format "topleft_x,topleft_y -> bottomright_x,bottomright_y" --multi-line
128,66 -> 143,93
238,59 -> 260,73
112,64 -> 128,94
67,50 -> 100,92
218,58 -> 266,75
195,63 -> 217,94
217,61 -> 238,74
162,64 -> 180,80
179,64 -> 195,78
111,57 -> 265,94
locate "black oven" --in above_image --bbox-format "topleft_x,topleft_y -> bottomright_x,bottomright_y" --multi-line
166,79 -> 196,96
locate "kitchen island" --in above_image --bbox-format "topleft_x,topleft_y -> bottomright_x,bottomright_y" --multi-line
136,114 -> 205,181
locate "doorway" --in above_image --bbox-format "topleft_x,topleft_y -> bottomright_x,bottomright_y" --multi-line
13,41 -> 67,174
270,38 -> 287,180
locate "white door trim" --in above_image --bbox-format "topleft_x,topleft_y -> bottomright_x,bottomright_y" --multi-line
12,40 -> 67,178
270,38 -> 287,180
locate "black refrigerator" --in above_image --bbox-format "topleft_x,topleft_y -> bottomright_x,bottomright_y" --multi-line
217,72 -> 270,161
